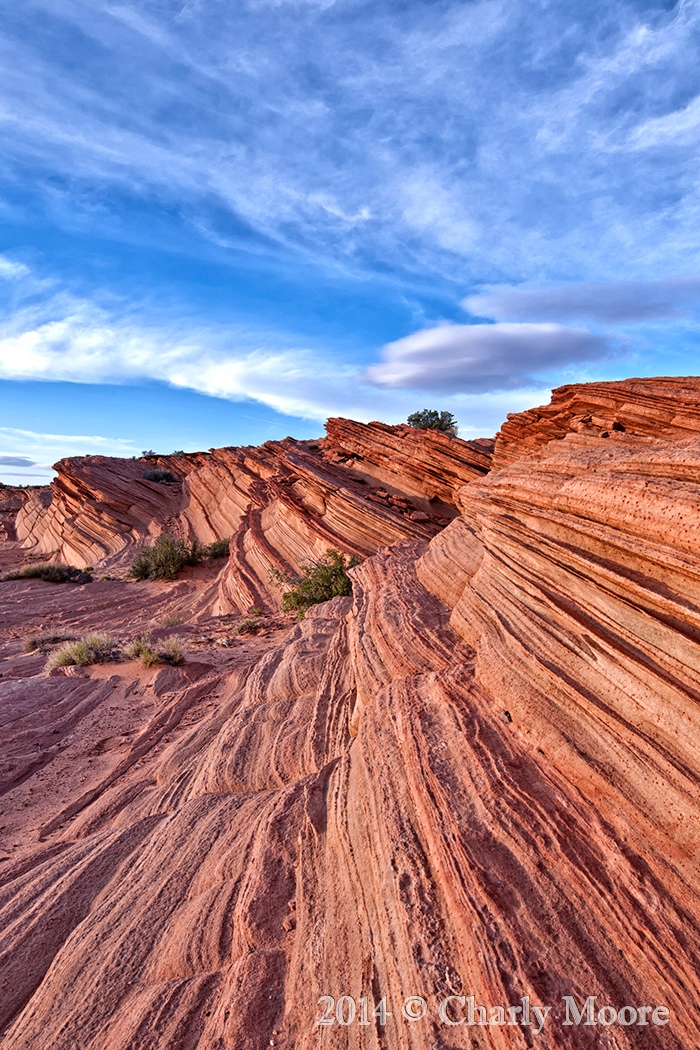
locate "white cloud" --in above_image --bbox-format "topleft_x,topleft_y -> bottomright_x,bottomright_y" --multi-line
0,427 -> 137,450
465,276 -> 700,324
2,0 -> 700,285
0,267 -> 561,436
365,322 -> 611,392
629,93 -> 700,149
0,425 -> 140,483
0,255 -> 30,280
0,291 -> 362,419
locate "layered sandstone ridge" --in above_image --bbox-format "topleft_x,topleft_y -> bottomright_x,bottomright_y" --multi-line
0,486 -> 50,543
14,421 -> 491,612
323,417 -> 492,502
494,375 -> 700,467
1,378 -> 700,1049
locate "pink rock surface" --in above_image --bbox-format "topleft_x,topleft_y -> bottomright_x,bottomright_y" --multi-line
13,423 -> 488,612
493,375 -> 700,467
1,379 -> 699,1049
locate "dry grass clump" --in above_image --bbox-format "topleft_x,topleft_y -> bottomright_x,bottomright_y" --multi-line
124,633 -> 186,667
41,629 -> 187,672
46,634 -> 118,670
25,633 -> 75,654
124,634 -> 159,667
159,636 -> 186,665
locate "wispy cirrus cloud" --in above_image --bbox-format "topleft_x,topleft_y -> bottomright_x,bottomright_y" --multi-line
0,255 -> 30,280
2,0 -> 700,284
0,264 -> 556,434
0,0 -> 698,459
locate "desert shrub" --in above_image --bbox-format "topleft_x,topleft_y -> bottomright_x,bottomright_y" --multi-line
406,409 -> 458,435
159,636 -> 186,665
124,633 -> 185,666
270,548 -> 361,618
248,607 -> 264,617
129,535 -> 205,581
142,469 -> 178,485
234,618 -> 261,635
46,633 -> 118,670
124,634 -> 159,667
4,564 -> 92,584
187,539 -> 207,565
205,538 -> 230,559
25,633 -> 75,654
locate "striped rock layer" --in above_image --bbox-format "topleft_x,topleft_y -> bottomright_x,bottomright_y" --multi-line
0,377 -> 699,1049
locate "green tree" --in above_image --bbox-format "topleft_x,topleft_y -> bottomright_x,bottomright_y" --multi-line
406,409 -> 458,435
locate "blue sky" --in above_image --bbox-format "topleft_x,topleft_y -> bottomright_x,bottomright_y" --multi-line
1,0 -> 699,483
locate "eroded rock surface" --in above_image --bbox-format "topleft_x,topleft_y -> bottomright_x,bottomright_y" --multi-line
493,375 -> 700,468
1,379 -> 699,1049
14,422 -> 489,612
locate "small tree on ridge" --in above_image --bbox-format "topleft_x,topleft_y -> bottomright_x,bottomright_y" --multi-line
406,409 -> 458,435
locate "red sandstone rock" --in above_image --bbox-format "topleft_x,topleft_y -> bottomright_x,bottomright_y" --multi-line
493,375 -> 700,467
1,378 -> 699,1049
14,422 -> 489,612
324,416 -> 493,503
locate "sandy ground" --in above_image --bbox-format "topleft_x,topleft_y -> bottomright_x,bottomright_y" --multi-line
0,569 -> 293,868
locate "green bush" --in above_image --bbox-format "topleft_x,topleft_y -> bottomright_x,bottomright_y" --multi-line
406,409 -> 458,435
205,538 -> 230,559
46,633 -> 118,670
270,548 -> 361,618
142,469 -> 178,484
234,618 -> 261,635
129,535 -> 205,581
187,539 -> 208,564
4,564 -> 92,584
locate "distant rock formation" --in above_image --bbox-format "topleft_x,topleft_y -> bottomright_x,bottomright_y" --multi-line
14,421 -> 492,611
